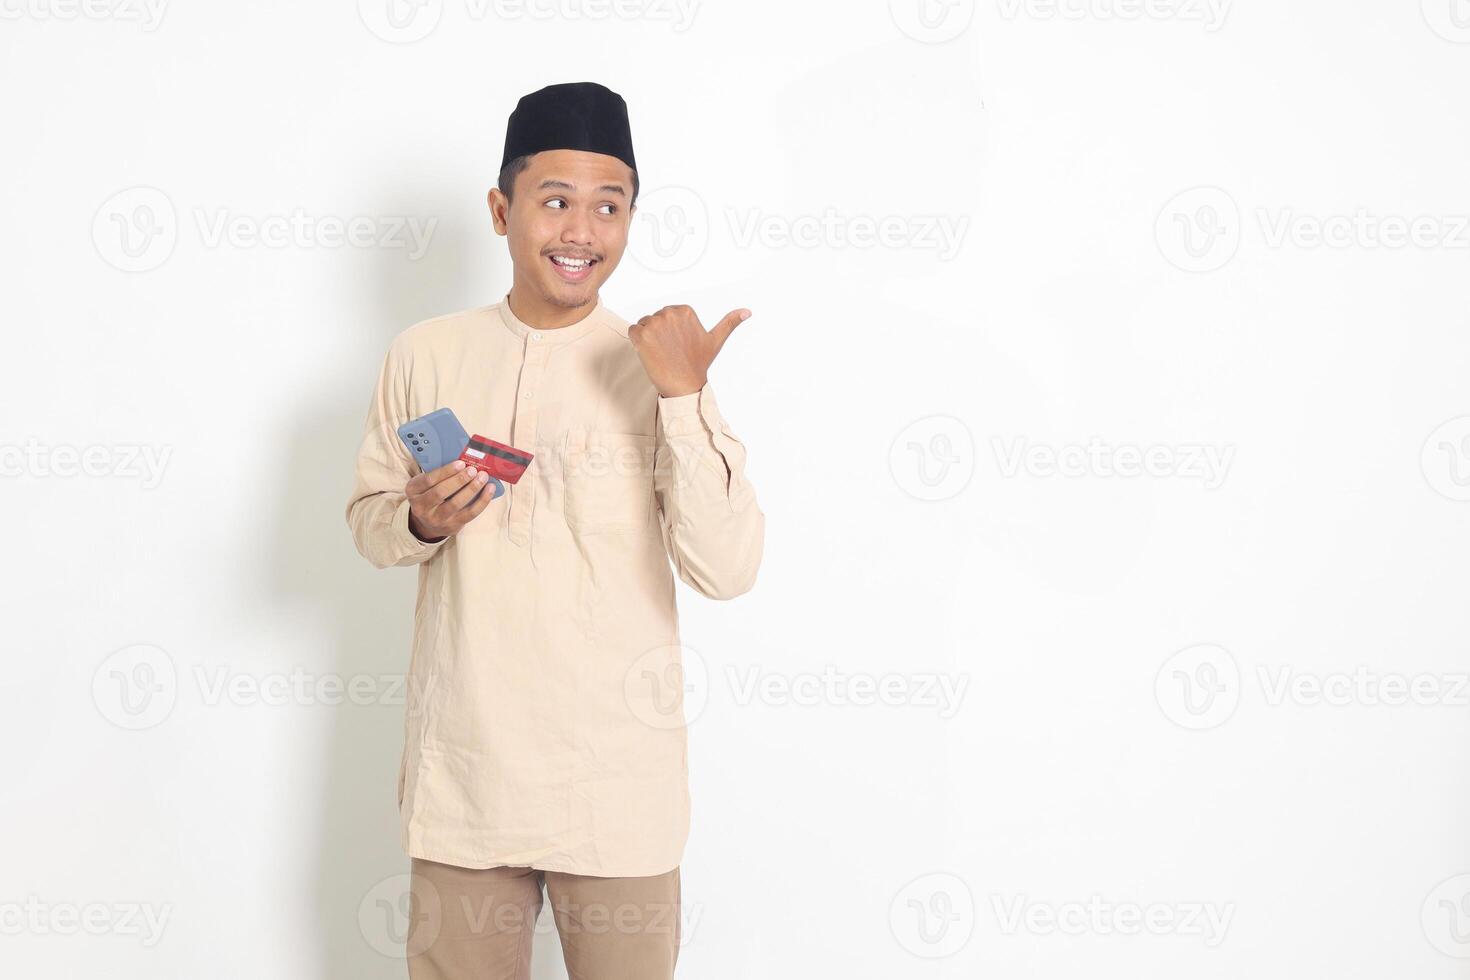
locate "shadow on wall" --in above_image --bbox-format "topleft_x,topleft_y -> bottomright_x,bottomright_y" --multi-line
263,181 -> 565,979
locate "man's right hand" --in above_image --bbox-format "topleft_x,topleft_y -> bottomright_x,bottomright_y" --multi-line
406,460 -> 495,542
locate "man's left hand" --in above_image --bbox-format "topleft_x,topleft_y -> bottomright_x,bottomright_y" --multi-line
627,304 -> 751,398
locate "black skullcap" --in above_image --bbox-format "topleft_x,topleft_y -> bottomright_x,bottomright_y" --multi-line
500,81 -> 636,173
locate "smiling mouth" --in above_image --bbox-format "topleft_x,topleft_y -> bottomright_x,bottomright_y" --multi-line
548,254 -> 599,281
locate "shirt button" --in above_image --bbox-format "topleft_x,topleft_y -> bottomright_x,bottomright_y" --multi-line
523,390 -> 533,399
530,332 -> 541,342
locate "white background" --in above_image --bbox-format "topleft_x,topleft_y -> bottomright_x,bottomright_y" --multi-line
3,0 -> 1470,977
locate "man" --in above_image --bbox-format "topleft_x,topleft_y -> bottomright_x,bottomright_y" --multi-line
345,81 -> 765,979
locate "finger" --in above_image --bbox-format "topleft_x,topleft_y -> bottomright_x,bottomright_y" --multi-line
432,469 -> 484,513
420,469 -> 476,515
458,477 -> 501,523
708,308 -> 752,354
443,469 -> 490,510
629,315 -> 656,341
408,459 -> 467,496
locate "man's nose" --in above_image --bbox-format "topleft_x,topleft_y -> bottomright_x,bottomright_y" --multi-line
561,210 -> 594,246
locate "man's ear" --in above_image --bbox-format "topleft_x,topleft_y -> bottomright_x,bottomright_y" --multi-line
487,188 -> 509,236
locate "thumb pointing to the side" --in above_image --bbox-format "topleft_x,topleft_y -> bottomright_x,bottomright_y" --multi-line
709,308 -> 752,354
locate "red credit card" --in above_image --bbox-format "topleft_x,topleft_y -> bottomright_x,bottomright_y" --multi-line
458,434 -> 534,484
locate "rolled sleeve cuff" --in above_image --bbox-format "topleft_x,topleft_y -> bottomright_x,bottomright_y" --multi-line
656,383 -> 746,503
657,384 -> 723,439
391,496 -> 448,563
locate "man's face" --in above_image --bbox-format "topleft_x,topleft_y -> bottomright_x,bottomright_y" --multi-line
489,149 -> 636,310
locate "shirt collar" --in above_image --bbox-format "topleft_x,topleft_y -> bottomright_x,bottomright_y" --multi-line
497,292 -> 606,347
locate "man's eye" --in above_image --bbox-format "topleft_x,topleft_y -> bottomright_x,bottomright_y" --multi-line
545,198 -> 567,209
597,204 -> 617,215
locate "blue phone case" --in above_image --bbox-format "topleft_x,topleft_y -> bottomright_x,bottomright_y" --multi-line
397,408 -> 470,472
397,409 -> 505,500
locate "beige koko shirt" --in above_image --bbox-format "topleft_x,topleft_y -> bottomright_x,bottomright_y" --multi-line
346,294 -> 764,877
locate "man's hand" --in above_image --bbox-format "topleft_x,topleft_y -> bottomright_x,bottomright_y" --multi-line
406,460 -> 495,542
627,304 -> 751,398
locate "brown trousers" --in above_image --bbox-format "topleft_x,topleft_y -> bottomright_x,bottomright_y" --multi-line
405,858 -> 681,980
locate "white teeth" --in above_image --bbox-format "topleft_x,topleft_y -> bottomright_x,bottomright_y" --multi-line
552,256 -> 591,269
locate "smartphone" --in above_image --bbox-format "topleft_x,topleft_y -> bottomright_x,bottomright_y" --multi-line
397,409 -> 518,502
397,409 -> 471,472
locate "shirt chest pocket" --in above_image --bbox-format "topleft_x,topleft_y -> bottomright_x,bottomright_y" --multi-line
561,429 -> 657,533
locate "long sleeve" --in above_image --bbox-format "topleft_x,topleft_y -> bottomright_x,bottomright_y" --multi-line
345,337 -> 447,569
653,383 -> 765,599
